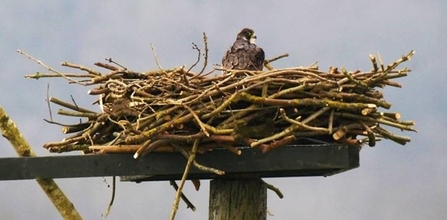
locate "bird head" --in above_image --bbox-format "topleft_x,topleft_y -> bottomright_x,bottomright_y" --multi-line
237,28 -> 257,44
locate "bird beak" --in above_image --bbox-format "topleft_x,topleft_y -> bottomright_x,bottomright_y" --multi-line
250,34 -> 257,44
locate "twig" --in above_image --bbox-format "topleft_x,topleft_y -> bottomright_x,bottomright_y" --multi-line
150,43 -> 163,70
173,144 -> 225,175
46,83 -> 53,121
280,108 -> 330,133
198,32 -> 208,75
265,53 -> 289,64
341,68 -> 368,88
50,97 -> 97,114
262,179 -> 284,199
95,62 -> 119,71
24,72 -> 95,79
251,107 -> 330,147
261,135 -> 296,153
183,104 -> 210,137
105,58 -> 127,70
101,176 -> 116,218
17,50 -> 87,85
370,54 -> 378,72
169,140 -> 200,220
186,43 -> 202,75
385,50 -> 415,72
57,109 -> 99,118
61,61 -> 102,76
170,181 -> 196,211
374,126 -> 411,145
328,109 -> 334,134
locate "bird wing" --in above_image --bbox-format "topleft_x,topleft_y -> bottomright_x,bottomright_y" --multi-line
223,40 -> 265,70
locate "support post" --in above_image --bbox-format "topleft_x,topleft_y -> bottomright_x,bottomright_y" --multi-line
209,179 -> 266,220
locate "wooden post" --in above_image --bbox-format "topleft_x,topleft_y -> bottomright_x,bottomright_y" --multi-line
209,179 -> 267,220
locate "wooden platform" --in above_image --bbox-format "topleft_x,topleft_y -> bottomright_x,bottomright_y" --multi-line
0,143 -> 360,181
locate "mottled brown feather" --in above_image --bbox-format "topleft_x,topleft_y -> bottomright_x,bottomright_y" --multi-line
222,28 -> 265,70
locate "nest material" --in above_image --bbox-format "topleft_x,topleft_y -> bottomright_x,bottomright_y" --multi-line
24,50 -> 416,158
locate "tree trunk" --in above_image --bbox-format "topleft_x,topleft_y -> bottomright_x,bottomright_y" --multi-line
209,179 -> 266,220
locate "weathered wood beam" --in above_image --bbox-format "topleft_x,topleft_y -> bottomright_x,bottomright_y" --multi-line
0,144 -> 360,181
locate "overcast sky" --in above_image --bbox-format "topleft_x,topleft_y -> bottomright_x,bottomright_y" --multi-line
1,1 -> 446,219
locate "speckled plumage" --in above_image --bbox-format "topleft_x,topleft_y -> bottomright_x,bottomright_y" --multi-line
222,28 -> 265,71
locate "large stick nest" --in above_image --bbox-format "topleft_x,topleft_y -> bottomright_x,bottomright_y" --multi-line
22,47 -> 416,159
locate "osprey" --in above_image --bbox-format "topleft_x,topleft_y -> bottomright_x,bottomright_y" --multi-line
222,28 -> 265,71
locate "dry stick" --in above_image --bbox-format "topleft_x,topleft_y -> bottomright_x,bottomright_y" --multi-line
89,69 -> 128,84
59,122 -> 92,133
264,53 -> 289,70
374,126 -> 411,145
105,58 -> 127,70
192,160 -> 225,175
169,180 -> 196,211
141,140 -> 180,157
266,53 -> 289,64
237,92 -> 377,111
137,105 -> 181,130
95,62 -> 119,71
126,110 -> 194,144
50,96 -> 97,113
89,144 -> 205,154
377,52 -> 385,72
89,145 -> 140,153
319,91 -> 391,109
385,50 -> 415,72
341,68 -> 368,87
381,70 -> 409,80
45,83 -> 54,121
370,54 -> 379,72
48,144 -> 90,153
102,176 -> 116,218
47,115 -> 107,149
183,73 -> 236,105
0,106 -> 82,220
381,80 -> 402,88
173,144 -> 225,175
57,109 -> 99,118
133,139 -> 152,159
150,43 -> 164,70
169,140 -> 200,220
24,72 -> 95,79
328,109 -> 334,134
279,108 -> 330,133
17,50 -> 87,85
185,43 -> 202,83
157,132 -> 207,142
335,112 -> 415,131
185,68 -> 301,105
43,135 -> 86,148
182,104 -> 210,137
359,120 -> 376,147
251,107 -> 330,147
365,51 -> 414,87
61,61 -> 102,76
262,179 -> 284,199
201,123 -> 233,135
198,32 -> 209,75
218,84 -> 309,128
262,135 -> 296,153
202,92 -> 238,119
